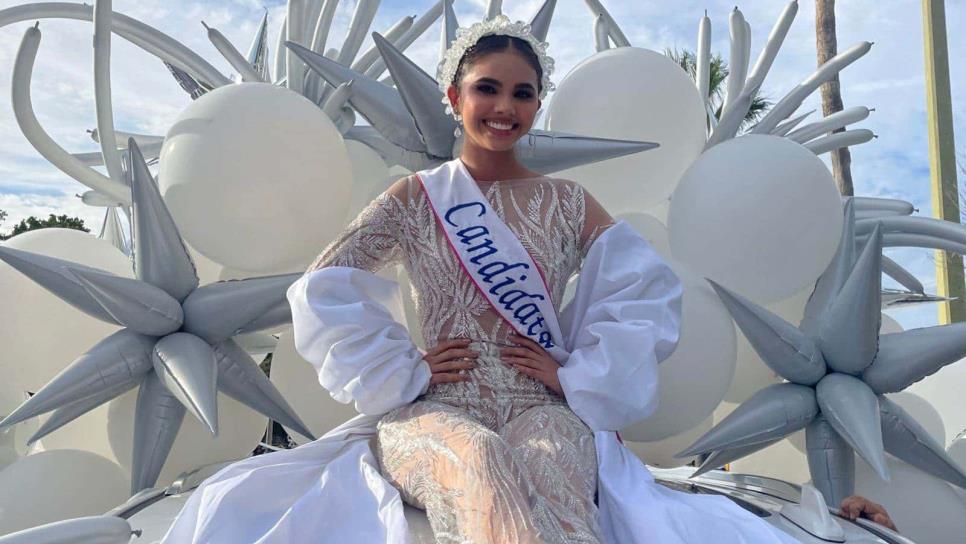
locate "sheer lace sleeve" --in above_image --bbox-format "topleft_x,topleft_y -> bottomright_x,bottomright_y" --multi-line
578,185 -> 615,260
306,178 -> 408,273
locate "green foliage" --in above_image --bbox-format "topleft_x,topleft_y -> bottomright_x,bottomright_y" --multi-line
1,213 -> 90,240
664,48 -> 771,130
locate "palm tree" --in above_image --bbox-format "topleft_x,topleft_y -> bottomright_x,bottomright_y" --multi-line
816,0 -> 853,196
665,48 -> 771,131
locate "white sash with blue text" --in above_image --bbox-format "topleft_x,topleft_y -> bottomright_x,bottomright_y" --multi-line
415,159 -> 567,363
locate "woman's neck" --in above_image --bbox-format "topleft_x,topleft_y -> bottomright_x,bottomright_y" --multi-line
459,145 -> 539,182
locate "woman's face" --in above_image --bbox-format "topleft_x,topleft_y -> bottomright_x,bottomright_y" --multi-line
447,49 -> 541,153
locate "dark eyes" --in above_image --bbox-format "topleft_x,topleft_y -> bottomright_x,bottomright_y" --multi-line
474,84 -> 535,99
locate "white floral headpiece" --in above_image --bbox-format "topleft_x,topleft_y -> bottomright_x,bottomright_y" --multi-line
437,14 -> 555,115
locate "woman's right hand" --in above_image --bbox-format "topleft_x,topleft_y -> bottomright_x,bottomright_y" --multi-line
424,338 -> 478,385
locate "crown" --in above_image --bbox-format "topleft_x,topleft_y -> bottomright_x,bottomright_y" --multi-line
437,14 -> 555,114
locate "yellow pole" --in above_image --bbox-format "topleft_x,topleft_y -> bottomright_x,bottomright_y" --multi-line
922,0 -> 965,323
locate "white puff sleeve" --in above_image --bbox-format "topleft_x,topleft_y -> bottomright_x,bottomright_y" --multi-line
286,266 -> 430,416
556,221 -> 683,432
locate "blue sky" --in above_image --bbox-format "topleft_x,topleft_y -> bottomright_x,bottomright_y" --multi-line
0,0 -> 963,336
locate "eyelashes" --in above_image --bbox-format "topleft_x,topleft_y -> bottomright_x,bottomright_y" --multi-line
474,84 -> 535,100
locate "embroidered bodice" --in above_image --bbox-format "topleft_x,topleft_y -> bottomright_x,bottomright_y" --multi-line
308,173 -> 613,405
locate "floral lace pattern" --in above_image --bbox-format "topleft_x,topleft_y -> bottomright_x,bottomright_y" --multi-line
308,174 -> 613,543
375,391 -> 601,544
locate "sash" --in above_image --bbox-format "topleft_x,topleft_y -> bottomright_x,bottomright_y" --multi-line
415,159 -> 567,364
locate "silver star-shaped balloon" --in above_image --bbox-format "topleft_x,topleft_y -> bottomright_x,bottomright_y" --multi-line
678,199 -> 966,506
284,0 -> 660,174
0,140 -> 315,494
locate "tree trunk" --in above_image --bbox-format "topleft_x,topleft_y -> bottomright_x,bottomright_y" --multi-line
816,0 -> 854,196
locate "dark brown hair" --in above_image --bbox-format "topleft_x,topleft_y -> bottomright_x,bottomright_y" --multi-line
451,34 -> 543,93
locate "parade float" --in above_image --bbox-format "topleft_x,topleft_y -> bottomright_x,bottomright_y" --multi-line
0,1 -> 963,542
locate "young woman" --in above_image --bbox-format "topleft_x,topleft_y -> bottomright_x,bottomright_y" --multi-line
164,17 -> 799,544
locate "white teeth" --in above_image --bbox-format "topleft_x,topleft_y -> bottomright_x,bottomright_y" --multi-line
485,120 -> 513,131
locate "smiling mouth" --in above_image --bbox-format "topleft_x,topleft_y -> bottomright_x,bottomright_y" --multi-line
483,119 -> 518,133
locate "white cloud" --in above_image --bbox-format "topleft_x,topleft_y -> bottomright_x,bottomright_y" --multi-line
0,191 -> 107,236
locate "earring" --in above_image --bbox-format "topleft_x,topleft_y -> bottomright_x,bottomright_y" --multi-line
454,112 -> 463,138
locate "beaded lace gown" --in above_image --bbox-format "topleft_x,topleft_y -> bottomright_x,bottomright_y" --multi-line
307,174 -> 615,544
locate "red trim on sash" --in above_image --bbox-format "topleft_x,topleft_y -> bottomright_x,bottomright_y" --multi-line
415,173 -> 554,340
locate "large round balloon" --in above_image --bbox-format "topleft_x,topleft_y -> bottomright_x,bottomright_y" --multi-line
724,286 -> 811,404
546,47 -> 706,214
624,416 -> 713,469
186,243 -> 223,285
345,140 -> 391,221
269,333 -> 360,445
159,82 -> 352,273
615,212 -> 671,259
855,457 -> 966,544
908,355 -> 965,448
668,135 -> 843,303
880,313 -> 904,335
1,384 -> 22,454
729,437 -> 811,485
0,446 -> 15,471
0,229 -> 131,395
30,402 -> 120,465
107,388 -> 267,489
948,436 -> 965,469
643,198 -> 671,225
887,391 -> 946,445
0,449 -> 128,536
621,261 -> 736,442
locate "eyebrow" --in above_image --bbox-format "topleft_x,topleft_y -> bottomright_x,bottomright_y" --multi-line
474,77 -> 536,90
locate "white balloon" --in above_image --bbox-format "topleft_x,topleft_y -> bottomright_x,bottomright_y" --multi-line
713,401 -> 739,423
624,416 -> 713,469
269,333 -> 359,445
107,388 -> 267,489
668,135 -> 843,303
29,403 -> 119,465
855,456 -> 966,544
546,47 -> 707,214
0,229 -> 132,394
908,356 -> 966,447
0,387 -> 22,451
159,82 -> 352,273
387,165 -> 412,178
724,286 -> 811,404
729,437 -> 811,485
0,445 -> 16,471
615,213 -> 671,259
725,336 -> 782,405
8,411 -> 39,458
217,267 -> 264,281
948,436 -> 965,469
0,450 -> 128,536
880,313 -> 904,334
886,391 -> 946,446
345,140 -> 391,221
642,198 -> 670,225
185,243 -> 223,286
621,262 -> 736,442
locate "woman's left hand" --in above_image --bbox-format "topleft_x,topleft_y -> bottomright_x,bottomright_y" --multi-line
501,333 -> 564,397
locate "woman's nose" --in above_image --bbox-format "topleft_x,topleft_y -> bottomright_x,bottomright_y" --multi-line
493,94 -> 515,114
